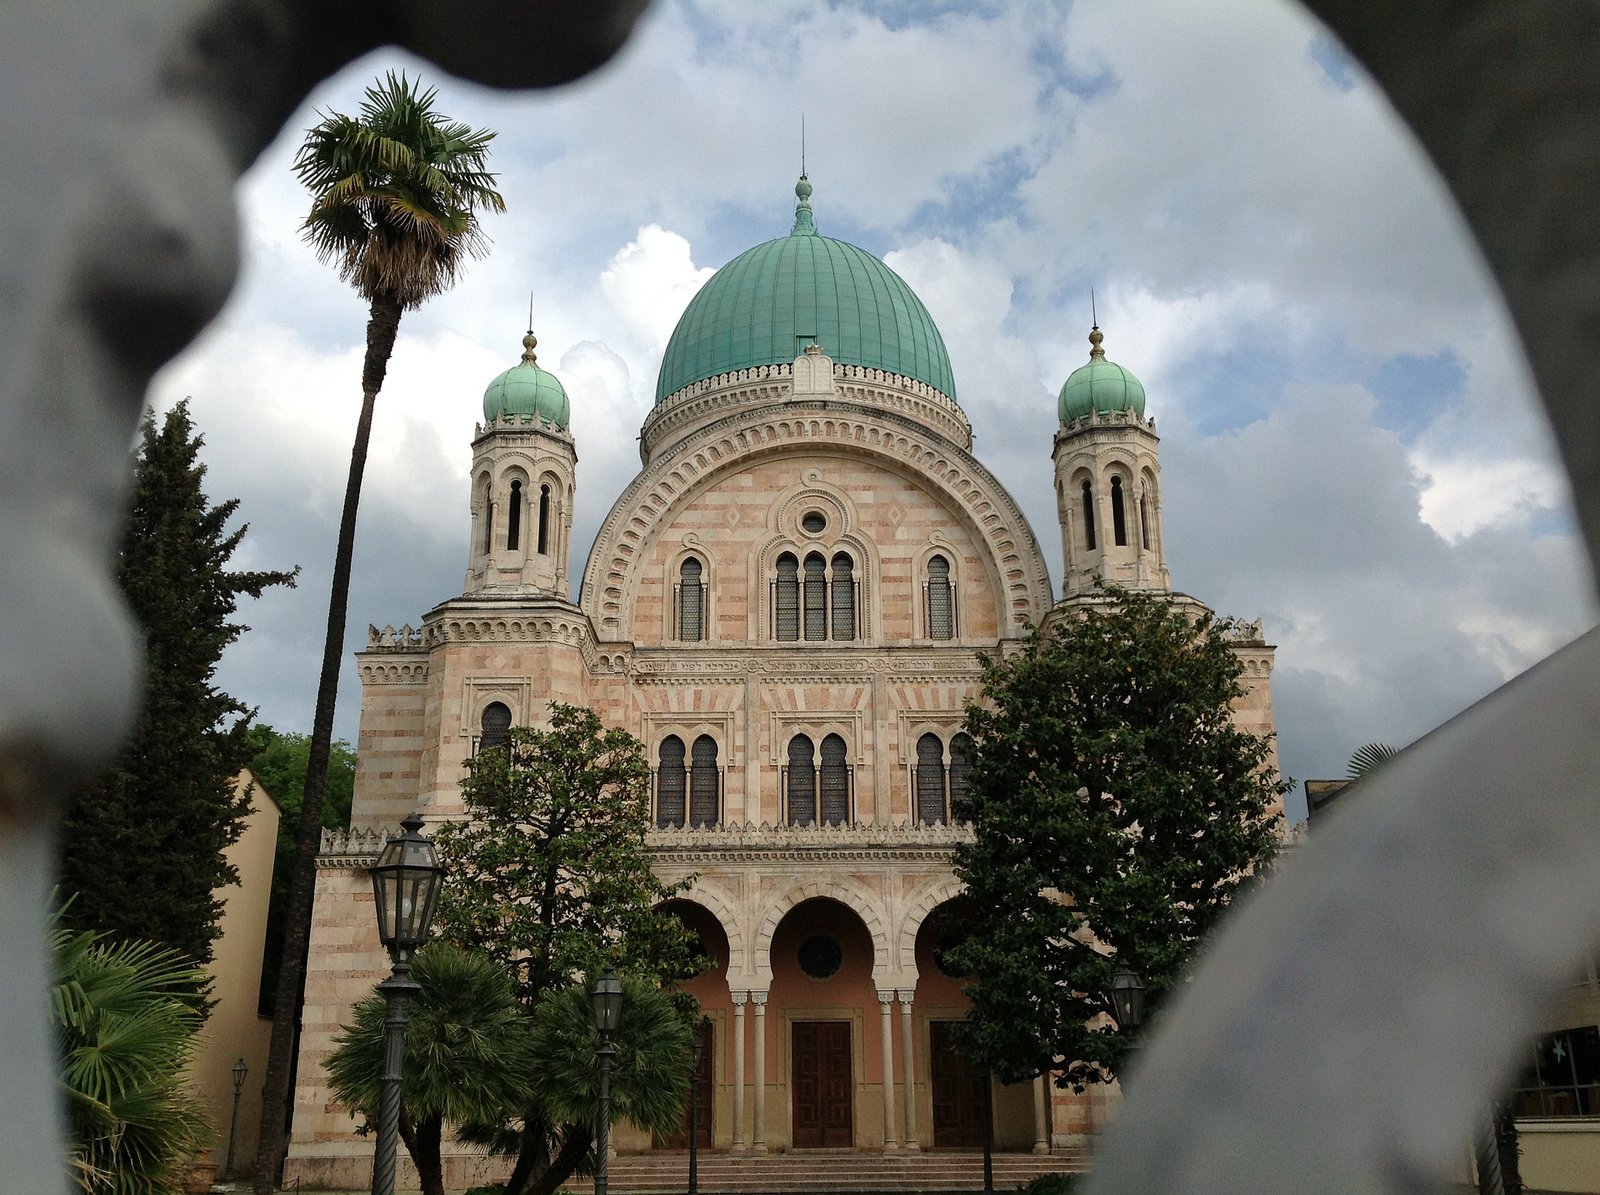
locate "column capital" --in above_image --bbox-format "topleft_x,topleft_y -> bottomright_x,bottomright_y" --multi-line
897,988 -> 916,1007
877,988 -> 898,1006
750,990 -> 768,1008
731,990 -> 749,1007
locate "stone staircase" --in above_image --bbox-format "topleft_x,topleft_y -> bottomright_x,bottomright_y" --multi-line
561,1149 -> 1089,1193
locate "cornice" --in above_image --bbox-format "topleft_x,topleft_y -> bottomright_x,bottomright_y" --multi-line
647,820 -> 973,864
628,646 -> 986,684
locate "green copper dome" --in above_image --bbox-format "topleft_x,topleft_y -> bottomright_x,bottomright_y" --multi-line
1059,326 -> 1145,422
655,177 -> 956,403
484,331 -> 570,428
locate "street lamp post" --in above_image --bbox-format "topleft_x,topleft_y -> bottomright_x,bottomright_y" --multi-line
688,1028 -> 705,1195
223,1057 -> 247,1181
368,812 -> 445,1195
591,969 -> 624,1195
1109,966 -> 1147,1084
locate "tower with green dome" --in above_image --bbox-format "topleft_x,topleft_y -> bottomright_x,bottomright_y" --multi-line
465,327 -> 577,595
1052,324 -> 1170,599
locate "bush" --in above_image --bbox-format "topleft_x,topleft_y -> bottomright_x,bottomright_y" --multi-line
1015,1174 -> 1082,1195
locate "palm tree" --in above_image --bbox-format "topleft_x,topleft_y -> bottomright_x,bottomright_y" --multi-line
254,73 -> 504,1195
52,924 -> 212,1194
323,945 -> 537,1195
1347,742 -> 1398,780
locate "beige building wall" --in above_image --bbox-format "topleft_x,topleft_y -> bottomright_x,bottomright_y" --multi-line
189,769 -> 279,1180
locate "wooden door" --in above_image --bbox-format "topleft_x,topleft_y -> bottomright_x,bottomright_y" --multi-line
930,1020 -> 986,1148
792,1021 -> 853,1148
656,1020 -> 713,1149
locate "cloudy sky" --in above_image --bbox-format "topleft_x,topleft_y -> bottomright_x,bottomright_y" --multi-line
151,0 -> 1598,822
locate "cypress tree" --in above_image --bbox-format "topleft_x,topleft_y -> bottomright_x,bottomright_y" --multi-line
58,400 -> 296,967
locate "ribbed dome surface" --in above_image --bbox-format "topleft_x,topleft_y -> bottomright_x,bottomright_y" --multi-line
483,332 -> 570,428
1058,327 -> 1146,422
655,181 -> 955,403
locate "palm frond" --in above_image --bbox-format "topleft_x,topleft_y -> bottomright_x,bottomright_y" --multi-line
1347,742 -> 1398,779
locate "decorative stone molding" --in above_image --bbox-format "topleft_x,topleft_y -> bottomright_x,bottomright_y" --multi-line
627,648 -> 984,684
367,623 -> 424,649
896,874 -> 969,967
647,819 -> 971,865
317,825 -> 393,867
752,874 -> 895,980
357,658 -> 428,686
583,409 -> 1052,638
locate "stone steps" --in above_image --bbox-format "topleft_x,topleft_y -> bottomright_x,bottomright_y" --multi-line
561,1149 -> 1089,1193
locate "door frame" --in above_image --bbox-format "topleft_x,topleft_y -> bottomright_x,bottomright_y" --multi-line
783,1007 -> 863,1149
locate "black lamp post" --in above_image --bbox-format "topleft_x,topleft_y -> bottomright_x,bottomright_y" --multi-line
688,1028 -> 705,1195
1109,966 -> 1147,1083
591,969 -> 624,1195
368,812 -> 445,1195
223,1057 -> 247,1181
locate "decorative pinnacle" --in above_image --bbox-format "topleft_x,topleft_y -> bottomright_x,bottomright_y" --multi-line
792,173 -> 816,235
1089,324 -> 1105,361
520,328 -> 538,366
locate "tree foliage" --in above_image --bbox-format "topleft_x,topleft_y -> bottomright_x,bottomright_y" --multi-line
243,724 -> 355,1014
950,585 -> 1285,1089
1347,741 -> 1398,780
53,920 -> 212,1194
58,401 -> 295,967
257,76 -> 503,1193
431,702 -> 702,1195
323,944 -> 537,1195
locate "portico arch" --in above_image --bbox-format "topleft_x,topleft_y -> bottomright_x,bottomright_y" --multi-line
753,876 -> 892,986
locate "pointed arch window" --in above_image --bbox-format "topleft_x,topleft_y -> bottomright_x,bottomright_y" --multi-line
1111,476 -> 1128,547
656,736 -> 687,829
689,735 -> 720,827
949,733 -> 973,817
478,701 -> 512,755
482,483 -> 494,554
1139,480 -> 1153,551
507,480 -> 523,551
775,553 -> 800,641
915,733 -> 947,824
1081,480 -> 1097,551
831,553 -> 856,640
803,553 -> 828,641
927,554 -> 954,640
786,734 -> 815,826
677,557 -> 705,642
820,733 -> 851,825
537,484 -> 551,555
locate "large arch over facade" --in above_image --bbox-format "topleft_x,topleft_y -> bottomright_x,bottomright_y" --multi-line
751,875 -> 893,987
661,877 -> 751,983
897,874 -> 969,980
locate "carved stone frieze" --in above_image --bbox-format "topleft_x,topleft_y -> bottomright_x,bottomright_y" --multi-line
317,825 -> 392,868
646,819 -> 972,865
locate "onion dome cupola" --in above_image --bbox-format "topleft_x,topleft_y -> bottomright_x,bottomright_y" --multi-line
1058,325 -> 1145,423
654,175 -> 957,404
483,330 -> 570,428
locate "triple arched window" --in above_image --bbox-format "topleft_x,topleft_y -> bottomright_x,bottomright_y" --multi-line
784,733 -> 853,826
773,551 -> 860,641
656,734 -> 721,828
912,731 -> 973,824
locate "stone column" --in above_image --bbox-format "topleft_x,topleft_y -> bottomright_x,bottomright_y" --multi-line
752,992 -> 768,1153
1033,1074 -> 1050,1154
898,990 -> 919,1151
878,990 -> 899,1151
731,992 -> 747,1152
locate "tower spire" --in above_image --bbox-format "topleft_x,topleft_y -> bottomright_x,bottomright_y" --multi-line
792,170 -> 816,236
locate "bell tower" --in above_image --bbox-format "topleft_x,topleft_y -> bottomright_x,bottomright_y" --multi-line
465,328 -> 577,596
1052,325 -> 1170,599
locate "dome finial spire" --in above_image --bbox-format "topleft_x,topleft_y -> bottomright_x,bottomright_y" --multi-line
792,118 -> 817,236
521,294 -> 539,365
1088,291 -> 1105,361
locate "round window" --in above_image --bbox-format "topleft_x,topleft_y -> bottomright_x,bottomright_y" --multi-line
800,510 -> 827,535
798,934 -> 843,980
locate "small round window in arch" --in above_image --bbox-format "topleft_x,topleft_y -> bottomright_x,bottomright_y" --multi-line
800,510 -> 827,535
798,934 -> 843,980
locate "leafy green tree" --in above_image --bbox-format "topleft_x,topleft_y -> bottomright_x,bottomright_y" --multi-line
433,702 -> 702,1195
243,724 -> 355,1014
323,945 -> 537,1195
53,921 -> 212,1194
58,401 -> 295,968
950,585 -> 1285,1090
257,74 -> 503,1193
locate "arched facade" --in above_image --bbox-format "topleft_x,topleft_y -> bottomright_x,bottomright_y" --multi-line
285,184 -> 1279,1187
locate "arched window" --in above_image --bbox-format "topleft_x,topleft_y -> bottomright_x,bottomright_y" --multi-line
537,484 -> 551,555
657,736 -> 686,829
830,553 -> 855,640
1081,479 -> 1097,550
482,483 -> 494,553
1140,480 -> 1153,551
916,733 -> 946,824
927,554 -> 954,640
1111,475 -> 1128,547
479,701 -> 512,754
949,733 -> 973,817
786,735 -> 815,826
775,553 -> 800,641
803,553 -> 828,641
690,735 -> 719,827
507,479 -> 523,551
820,733 -> 850,825
678,558 -> 704,642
